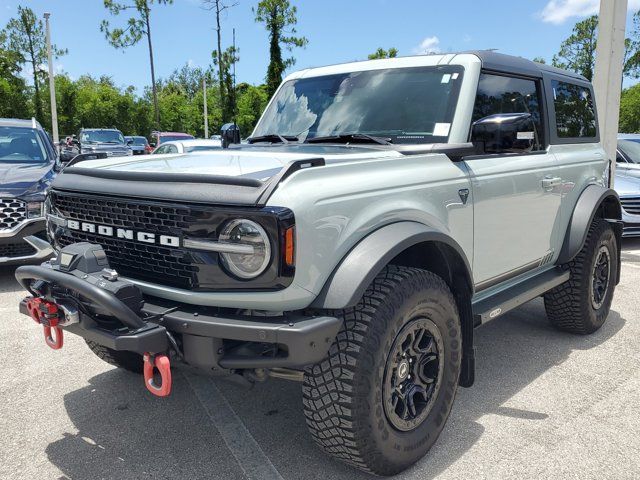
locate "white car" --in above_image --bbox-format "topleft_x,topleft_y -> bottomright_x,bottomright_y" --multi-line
152,138 -> 222,154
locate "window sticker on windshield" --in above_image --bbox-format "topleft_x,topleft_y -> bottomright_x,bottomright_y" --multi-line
441,74 -> 452,84
433,123 -> 451,136
451,73 -> 460,80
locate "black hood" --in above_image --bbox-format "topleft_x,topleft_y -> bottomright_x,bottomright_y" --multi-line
0,162 -> 55,198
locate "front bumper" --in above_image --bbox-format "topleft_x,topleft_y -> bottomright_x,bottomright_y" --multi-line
16,263 -> 340,370
0,219 -> 53,265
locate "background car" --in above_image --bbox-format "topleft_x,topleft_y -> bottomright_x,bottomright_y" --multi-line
67,128 -> 133,158
152,138 -> 222,154
616,135 -> 640,236
151,131 -> 194,147
617,134 -> 640,176
124,135 -> 152,155
0,118 -> 56,264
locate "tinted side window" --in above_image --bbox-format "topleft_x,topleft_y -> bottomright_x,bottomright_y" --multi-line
472,73 -> 544,151
552,80 -> 596,138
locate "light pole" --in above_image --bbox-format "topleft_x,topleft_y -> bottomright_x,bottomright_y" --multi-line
44,12 -> 59,145
203,77 -> 209,138
593,0 -> 628,188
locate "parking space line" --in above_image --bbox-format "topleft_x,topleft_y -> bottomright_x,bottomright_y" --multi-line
184,372 -> 284,480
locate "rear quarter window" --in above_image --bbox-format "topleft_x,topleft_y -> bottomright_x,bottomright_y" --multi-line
552,80 -> 597,139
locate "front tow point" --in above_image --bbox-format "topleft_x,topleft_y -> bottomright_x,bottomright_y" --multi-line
25,297 -> 64,350
143,353 -> 172,397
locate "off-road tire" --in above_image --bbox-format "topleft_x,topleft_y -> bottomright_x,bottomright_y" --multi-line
302,265 -> 462,476
544,218 -> 618,334
85,340 -> 144,374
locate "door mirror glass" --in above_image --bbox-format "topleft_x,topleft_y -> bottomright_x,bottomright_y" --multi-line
471,113 -> 536,155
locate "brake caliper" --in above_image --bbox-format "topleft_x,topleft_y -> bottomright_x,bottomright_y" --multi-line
25,297 -> 64,350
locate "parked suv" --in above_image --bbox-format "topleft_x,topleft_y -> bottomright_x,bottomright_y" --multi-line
124,135 -> 152,155
0,118 -> 56,264
16,52 -> 621,476
68,128 -> 132,158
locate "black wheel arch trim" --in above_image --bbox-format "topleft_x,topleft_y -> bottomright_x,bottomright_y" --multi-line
311,221 -> 476,388
312,222 -> 473,310
557,185 -> 622,266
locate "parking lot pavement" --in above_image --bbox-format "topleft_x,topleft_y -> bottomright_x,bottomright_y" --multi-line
1,241 -> 639,480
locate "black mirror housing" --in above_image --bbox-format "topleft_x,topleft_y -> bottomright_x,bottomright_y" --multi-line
221,123 -> 241,149
471,113 -> 536,155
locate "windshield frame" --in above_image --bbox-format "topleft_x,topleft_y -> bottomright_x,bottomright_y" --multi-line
252,65 -> 465,145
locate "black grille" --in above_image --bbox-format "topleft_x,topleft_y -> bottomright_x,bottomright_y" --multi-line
52,192 -> 199,289
0,241 -> 36,258
49,191 -> 294,292
621,196 -> 640,215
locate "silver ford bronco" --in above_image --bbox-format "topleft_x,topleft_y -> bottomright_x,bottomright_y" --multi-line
16,51 -> 622,475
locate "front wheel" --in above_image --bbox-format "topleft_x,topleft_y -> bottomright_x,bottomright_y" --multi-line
303,266 -> 461,475
544,218 -> 618,334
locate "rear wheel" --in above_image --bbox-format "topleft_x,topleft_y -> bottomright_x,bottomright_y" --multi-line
303,266 -> 461,475
85,340 -> 144,374
544,218 -> 618,334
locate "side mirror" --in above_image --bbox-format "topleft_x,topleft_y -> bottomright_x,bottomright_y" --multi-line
471,113 -> 536,155
126,139 -> 133,145
221,123 -> 241,149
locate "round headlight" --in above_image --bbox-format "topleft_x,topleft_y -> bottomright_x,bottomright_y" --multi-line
219,219 -> 271,279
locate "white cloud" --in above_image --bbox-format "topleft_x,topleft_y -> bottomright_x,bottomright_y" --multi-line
413,36 -> 441,55
540,0 -> 640,25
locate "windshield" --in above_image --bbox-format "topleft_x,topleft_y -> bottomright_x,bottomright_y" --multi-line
127,136 -> 148,146
253,66 -> 464,144
619,139 -> 640,163
0,126 -> 49,163
160,135 -> 194,144
82,130 -> 125,144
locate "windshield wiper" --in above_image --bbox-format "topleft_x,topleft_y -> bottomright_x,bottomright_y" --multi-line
246,134 -> 299,144
305,133 -> 392,145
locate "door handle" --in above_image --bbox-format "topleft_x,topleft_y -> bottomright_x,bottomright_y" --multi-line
541,176 -> 562,191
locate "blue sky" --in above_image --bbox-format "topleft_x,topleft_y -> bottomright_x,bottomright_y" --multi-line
2,0 -> 639,94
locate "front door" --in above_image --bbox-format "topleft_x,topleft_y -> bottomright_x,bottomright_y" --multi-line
466,73 -> 562,290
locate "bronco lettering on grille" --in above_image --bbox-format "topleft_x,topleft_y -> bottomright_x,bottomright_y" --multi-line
66,219 -> 180,247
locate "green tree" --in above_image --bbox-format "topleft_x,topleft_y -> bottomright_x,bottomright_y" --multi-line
254,0 -> 307,98
236,82 -> 268,135
552,16 -> 598,80
532,56 -> 546,64
552,14 -> 640,81
368,47 -> 398,60
216,45 -> 239,121
3,6 -> 66,123
619,83 -> 640,133
101,0 -> 173,129
0,31 -> 30,118
202,0 -> 237,125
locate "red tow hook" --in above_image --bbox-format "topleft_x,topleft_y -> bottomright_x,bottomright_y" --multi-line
25,297 -> 64,350
143,353 -> 172,397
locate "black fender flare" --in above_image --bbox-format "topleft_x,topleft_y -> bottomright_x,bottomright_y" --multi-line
312,221 -> 476,387
557,185 -> 622,265
312,221 -> 473,309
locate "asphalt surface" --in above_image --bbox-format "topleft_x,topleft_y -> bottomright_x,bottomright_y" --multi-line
1,241 -> 639,480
